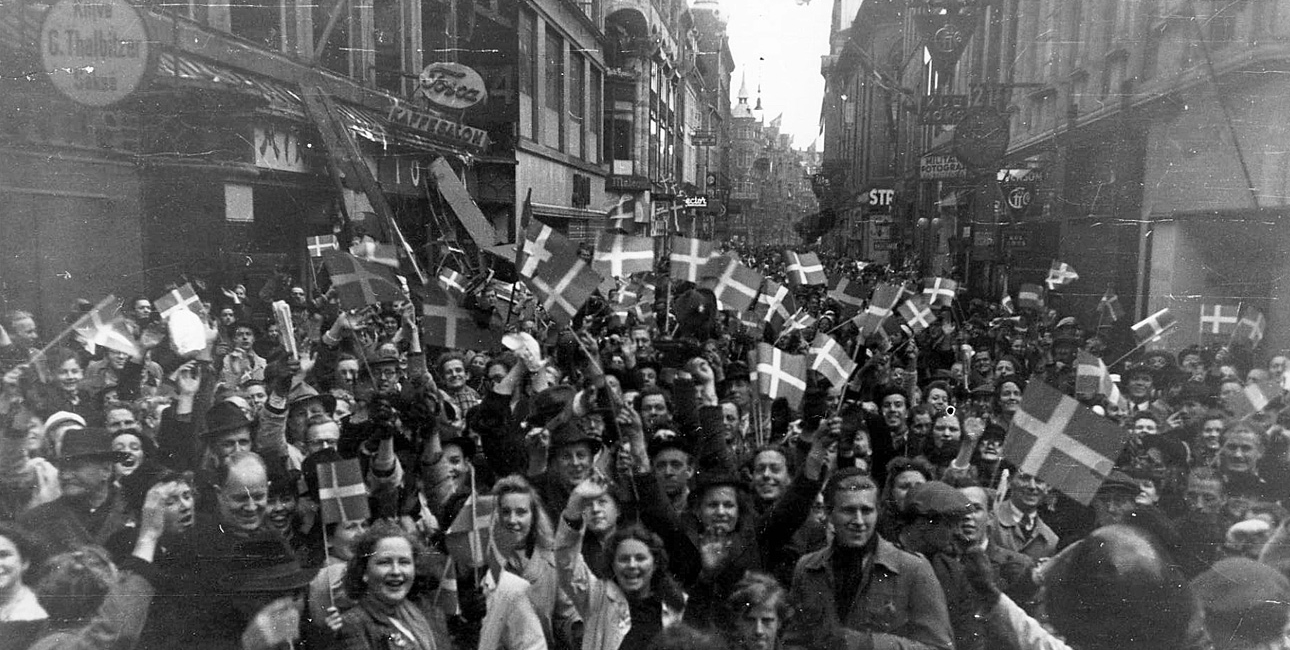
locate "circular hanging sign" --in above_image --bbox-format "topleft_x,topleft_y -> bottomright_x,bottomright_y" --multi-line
416,62 -> 487,110
40,0 -> 151,107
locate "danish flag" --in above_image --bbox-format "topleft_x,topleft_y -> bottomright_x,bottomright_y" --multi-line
73,296 -> 141,359
1234,306 -> 1267,347
756,342 -> 808,409
593,232 -> 655,278
1131,308 -> 1178,343
758,279 -> 796,334
827,275 -> 869,317
1017,284 -> 1046,312
809,333 -> 857,387
670,237 -> 716,282
898,296 -> 937,334
154,283 -> 202,320
437,268 -> 469,302
852,283 -> 902,337
1046,261 -> 1079,291
700,255 -> 764,313
518,220 -> 576,279
525,256 -> 602,327
922,277 -> 958,307
784,251 -> 827,287
1199,302 -> 1240,337
306,234 -> 338,258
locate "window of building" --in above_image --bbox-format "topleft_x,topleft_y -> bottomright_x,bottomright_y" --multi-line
545,28 -> 565,150
315,0 -> 358,78
605,77 -> 635,174
569,52 -> 586,158
589,67 -> 602,164
373,0 -> 406,94
518,9 -> 537,140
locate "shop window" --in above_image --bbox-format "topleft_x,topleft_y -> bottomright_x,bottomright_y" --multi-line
572,174 -> 591,208
569,52 -> 586,158
605,78 -> 635,174
589,67 -> 602,164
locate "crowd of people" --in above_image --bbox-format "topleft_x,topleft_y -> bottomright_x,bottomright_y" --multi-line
0,242 -> 1287,650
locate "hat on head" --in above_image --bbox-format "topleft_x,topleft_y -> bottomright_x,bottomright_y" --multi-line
905,481 -> 973,518
1192,556 -> 1290,620
1096,470 -> 1142,498
44,411 -> 86,435
58,427 -> 130,465
368,343 -> 402,367
1055,316 -> 1078,330
1140,349 -> 1176,370
528,385 -> 576,429
286,382 -> 337,414
647,428 -> 692,458
694,469 -> 746,495
218,538 -> 319,594
549,416 -> 603,454
201,400 -> 254,439
723,361 -> 751,383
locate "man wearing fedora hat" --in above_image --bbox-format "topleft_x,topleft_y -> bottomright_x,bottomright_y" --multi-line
17,427 -> 132,555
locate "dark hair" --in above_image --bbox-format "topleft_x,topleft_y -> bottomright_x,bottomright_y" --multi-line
876,385 -> 910,408
635,387 -> 672,413
34,545 -> 117,624
995,374 -> 1026,400
0,521 -> 44,571
436,351 -> 466,376
343,521 -> 435,602
823,467 -> 878,509
602,524 -> 685,611
745,444 -> 798,479
119,467 -> 194,516
47,346 -> 82,373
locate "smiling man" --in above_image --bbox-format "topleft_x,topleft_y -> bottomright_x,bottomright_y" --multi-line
992,472 -> 1059,561
784,468 -> 953,650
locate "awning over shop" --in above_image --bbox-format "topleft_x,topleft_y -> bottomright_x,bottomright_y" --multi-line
155,52 -> 482,158
530,203 -> 604,220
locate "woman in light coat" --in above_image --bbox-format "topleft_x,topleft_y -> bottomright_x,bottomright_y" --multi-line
557,476 -> 686,650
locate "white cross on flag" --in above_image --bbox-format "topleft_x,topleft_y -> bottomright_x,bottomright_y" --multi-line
756,342 -> 808,409
437,268 -> 469,302
1075,351 -> 1122,407
153,283 -> 202,320
1046,261 -> 1079,291
809,333 -> 856,387
1199,302 -> 1241,337
922,277 -> 958,307
785,309 -> 817,334
593,232 -> 655,278
852,283 -> 902,337
700,255 -> 764,313
1001,380 -> 1130,505
74,295 -> 141,359
898,295 -> 937,333
526,256 -> 602,327
1235,306 -> 1267,347
518,220 -> 577,279
306,234 -> 338,258
783,251 -> 827,287
670,236 -> 716,282
1131,308 -> 1178,343
605,195 -> 638,233
827,275 -> 869,317
446,493 -> 498,569
758,279 -> 796,334
422,286 -> 501,350
316,458 -> 370,524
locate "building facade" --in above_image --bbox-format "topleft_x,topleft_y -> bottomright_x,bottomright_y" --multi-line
821,0 -> 1290,353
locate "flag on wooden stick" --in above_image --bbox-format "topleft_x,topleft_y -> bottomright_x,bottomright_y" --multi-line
317,458 -> 369,524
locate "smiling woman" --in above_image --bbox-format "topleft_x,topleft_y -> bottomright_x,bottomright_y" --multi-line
338,521 -> 445,650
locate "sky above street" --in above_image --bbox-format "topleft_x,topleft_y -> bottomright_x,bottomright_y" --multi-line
719,0 -> 832,149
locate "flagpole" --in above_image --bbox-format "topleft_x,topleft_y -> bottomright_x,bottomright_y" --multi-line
1109,323 -> 1178,368
508,189 -> 533,328
1225,301 -> 1246,350
15,295 -> 119,370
